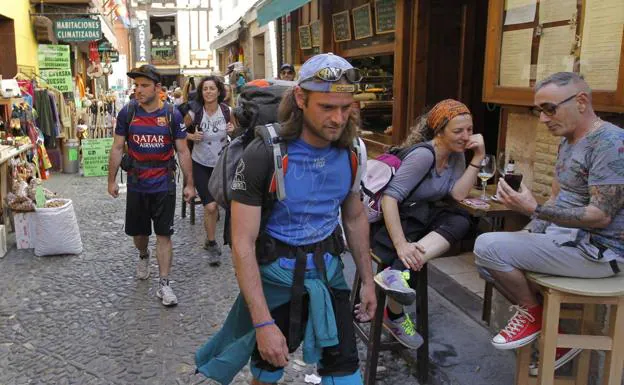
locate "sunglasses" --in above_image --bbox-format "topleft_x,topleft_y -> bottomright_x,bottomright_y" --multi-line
534,93 -> 578,116
299,67 -> 363,84
280,70 -> 294,75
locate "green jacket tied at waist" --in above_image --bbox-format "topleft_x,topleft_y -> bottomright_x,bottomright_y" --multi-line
195,254 -> 349,385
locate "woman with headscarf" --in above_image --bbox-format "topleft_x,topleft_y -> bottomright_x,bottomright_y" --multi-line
371,99 -> 486,349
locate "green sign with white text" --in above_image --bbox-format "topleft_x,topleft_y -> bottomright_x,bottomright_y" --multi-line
39,69 -> 73,92
38,44 -> 71,69
82,138 -> 113,177
54,18 -> 101,42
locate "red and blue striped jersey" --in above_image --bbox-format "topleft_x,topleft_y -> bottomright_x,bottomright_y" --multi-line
115,103 -> 187,193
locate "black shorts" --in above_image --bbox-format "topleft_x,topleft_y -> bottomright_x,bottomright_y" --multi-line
192,161 -> 215,206
251,288 -> 359,377
372,207 -> 472,267
125,190 -> 176,236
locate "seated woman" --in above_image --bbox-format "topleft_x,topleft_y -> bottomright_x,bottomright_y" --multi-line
371,99 -> 485,349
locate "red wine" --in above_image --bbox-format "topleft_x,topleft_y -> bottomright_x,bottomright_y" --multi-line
504,160 -> 522,191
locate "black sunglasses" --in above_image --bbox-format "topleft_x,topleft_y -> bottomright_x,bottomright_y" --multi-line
299,67 -> 363,84
280,70 -> 294,74
534,93 -> 578,117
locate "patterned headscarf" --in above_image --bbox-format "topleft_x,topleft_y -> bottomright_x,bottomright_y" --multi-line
426,99 -> 471,135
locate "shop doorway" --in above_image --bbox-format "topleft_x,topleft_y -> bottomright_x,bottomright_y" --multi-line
0,16 -> 17,77
419,0 -> 499,152
252,34 -> 265,80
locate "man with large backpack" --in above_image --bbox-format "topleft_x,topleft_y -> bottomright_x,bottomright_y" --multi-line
195,53 -> 376,385
107,65 -> 195,307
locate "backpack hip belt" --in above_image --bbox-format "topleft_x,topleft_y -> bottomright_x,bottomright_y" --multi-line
256,227 -> 346,351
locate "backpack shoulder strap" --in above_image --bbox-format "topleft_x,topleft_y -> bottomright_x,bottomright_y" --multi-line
220,103 -> 231,124
349,137 -> 363,191
165,103 -> 177,151
260,123 -> 287,201
401,142 -> 436,205
125,101 -> 137,140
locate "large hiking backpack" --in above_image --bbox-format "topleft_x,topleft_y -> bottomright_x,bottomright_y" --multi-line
362,142 -> 435,223
208,80 -> 363,209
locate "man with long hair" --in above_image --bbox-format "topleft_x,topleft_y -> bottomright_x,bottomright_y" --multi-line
195,53 -> 377,385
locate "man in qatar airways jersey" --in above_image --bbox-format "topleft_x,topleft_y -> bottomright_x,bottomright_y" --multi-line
107,64 -> 195,307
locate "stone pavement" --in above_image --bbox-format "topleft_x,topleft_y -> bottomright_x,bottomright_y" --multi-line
0,173 -> 423,385
0,173 -> 515,385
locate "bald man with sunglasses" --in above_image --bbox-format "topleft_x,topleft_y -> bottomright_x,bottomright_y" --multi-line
473,72 -> 624,372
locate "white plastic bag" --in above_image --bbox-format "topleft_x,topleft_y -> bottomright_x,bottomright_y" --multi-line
34,199 -> 83,256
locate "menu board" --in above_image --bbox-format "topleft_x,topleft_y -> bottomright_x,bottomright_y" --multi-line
332,10 -> 352,42
353,4 -> 373,40
375,0 -> 396,34
310,20 -> 321,47
299,25 -> 312,50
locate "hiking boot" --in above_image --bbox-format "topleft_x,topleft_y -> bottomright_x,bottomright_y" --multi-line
374,268 -> 416,306
383,310 -> 424,349
529,347 -> 582,376
492,305 -> 542,350
204,240 -> 222,266
136,252 -> 150,280
156,284 -> 178,306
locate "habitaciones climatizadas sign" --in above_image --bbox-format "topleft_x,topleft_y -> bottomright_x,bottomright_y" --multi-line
54,18 -> 102,42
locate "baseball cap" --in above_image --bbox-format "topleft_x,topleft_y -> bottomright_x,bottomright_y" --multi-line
127,64 -> 161,84
280,63 -> 295,72
297,53 -> 361,93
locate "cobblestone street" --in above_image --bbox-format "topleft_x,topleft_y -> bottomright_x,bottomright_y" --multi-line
0,173 -> 421,385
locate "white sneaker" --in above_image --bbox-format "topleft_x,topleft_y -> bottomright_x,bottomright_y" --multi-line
156,284 -> 178,306
136,252 -> 150,280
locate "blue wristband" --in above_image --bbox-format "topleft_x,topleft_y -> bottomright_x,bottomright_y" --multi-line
253,319 -> 276,329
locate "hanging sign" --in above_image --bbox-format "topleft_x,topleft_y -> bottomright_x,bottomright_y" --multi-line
54,18 -> 102,42
81,138 -> 113,177
134,18 -> 151,65
38,44 -> 71,69
39,69 -> 73,92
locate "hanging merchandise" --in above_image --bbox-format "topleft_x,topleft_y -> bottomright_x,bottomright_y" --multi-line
89,41 -> 100,63
87,61 -> 104,79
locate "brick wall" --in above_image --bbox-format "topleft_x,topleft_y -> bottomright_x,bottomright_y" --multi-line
503,109 -> 558,198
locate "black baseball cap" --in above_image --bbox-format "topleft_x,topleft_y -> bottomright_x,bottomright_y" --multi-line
280,63 -> 295,72
127,64 -> 161,84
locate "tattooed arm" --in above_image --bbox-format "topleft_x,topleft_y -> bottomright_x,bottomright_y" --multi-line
535,184 -> 624,228
498,177 -> 623,229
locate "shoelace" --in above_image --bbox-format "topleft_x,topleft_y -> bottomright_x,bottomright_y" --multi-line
401,315 -> 416,336
502,305 -> 535,336
400,271 -> 411,288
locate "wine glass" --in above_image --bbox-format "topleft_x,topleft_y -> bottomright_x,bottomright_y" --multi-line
478,154 -> 496,201
497,151 -> 507,177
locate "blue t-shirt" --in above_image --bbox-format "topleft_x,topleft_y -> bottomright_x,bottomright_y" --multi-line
231,138 -> 353,246
115,103 -> 186,193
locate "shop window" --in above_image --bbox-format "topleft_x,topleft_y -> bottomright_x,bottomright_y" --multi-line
349,55 -> 394,142
150,16 -> 178,65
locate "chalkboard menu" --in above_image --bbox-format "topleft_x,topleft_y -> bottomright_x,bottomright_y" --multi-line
299,25 -> 312,50
310,20 -> 321,47
375,0 -> 396,34
332,10 -> 352,42
352,4 -> 373,40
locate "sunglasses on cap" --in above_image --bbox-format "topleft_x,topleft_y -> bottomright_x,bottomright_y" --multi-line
534,93 -> 578,117
299,67 -> 363,84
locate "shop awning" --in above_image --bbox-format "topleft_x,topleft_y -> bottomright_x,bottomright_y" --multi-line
257,0 -> 311,27
209,19 -> 242,51
98,15 -> 118,51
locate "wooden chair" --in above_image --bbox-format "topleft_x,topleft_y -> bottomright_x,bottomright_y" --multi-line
350,251 -> 429,384
514,272 -> 624,385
